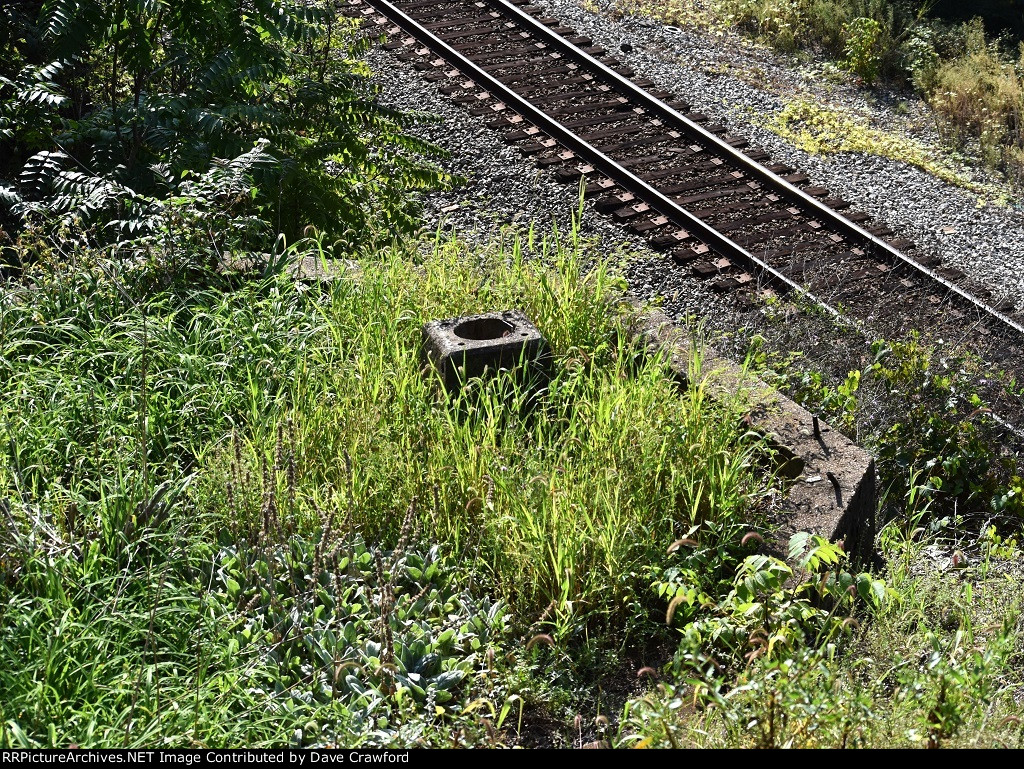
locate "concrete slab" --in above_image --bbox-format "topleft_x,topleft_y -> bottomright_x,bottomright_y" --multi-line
627,301 -> 876,564
217,253 -> 359,285
289,255 -> 360,285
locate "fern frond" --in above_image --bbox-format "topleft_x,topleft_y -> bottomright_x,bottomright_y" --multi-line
19,150 -> 68,200
0,185 -> 24,214
42,0 -> 104,59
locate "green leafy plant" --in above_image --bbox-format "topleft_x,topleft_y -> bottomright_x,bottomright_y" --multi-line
901,25 -> 941,90
867,336 -> 1003,513
667,533 -> 886,672
0,0 -> 449,247
621,532 -> 889,748
843,16 -> 884,83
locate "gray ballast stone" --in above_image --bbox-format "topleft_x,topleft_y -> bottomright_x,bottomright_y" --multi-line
422,309 -> 550,393
629,302 -> 876,564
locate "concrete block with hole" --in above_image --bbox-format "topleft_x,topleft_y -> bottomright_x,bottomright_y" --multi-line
421,310 -> 549,393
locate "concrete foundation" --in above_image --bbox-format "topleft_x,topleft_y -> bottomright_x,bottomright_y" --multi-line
421,309 -> 549,394
628,302 -> 877,564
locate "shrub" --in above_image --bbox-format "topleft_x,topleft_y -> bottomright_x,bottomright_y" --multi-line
901,24 -> 941,91
843,17 -> 884,83
0,0 -> 448,248
722,0 -> 816,52
929,20 -> 1024,183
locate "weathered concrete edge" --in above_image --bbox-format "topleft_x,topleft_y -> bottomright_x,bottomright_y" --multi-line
625,298 -> 876,564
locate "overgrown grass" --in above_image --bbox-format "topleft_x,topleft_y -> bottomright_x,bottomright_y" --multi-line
611,288 -> 1024,748
0,217 -> 771,745
3,503 -> 515,747
202,229 -> 769,639
928,20 -> 1024,186
8,180 -> 1023,747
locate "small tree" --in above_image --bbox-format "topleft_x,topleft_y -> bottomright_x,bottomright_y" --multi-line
0,0 -> 447,248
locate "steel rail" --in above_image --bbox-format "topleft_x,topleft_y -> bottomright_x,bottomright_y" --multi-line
360,0 -> 842,316
491,0 -> 1024,336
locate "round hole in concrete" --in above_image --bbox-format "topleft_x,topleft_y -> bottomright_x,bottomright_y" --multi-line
453,317 -> 515,341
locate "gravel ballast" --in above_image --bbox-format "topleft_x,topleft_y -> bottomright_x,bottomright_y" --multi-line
365,46 -> 731,327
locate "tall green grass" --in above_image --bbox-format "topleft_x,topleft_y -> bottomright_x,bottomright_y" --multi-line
1,219 -> 770,745
208,226 -> 769,637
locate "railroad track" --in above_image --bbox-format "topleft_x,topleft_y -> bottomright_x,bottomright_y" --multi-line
341,0 -> 1024,372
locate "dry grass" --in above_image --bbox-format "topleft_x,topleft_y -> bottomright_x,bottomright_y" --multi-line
929,22 -> 1024,185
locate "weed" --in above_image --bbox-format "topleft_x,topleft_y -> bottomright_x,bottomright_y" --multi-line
767,98 -> 976,188
620,531 -> 889,748
929,19 -> 1024,185
843,17 -> 884,84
